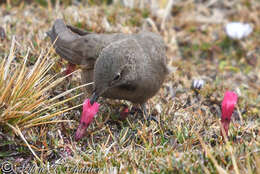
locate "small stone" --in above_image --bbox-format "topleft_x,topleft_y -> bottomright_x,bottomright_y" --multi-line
0,26 -> 6,40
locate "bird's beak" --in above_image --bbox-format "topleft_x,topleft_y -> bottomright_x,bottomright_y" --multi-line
90,92 -> 99,105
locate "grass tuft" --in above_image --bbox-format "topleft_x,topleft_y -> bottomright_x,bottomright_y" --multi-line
0,37 -> 90,162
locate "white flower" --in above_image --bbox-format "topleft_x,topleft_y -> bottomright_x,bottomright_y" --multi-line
192,79 -> 205,90
225,22 -> 253,39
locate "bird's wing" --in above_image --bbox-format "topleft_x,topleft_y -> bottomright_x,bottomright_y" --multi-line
47,19 -> 92,65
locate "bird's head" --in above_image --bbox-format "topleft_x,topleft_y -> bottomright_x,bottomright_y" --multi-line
90,44 -> 137,104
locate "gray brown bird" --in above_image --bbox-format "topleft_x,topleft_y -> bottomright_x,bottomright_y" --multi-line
47,19 -> 133,93
47,19 -> 169,140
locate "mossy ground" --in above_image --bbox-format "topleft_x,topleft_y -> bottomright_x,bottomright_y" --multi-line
0,0 -> 259,173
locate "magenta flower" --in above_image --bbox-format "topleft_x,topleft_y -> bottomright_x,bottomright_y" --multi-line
221,91 -> 238,138
75,99 -> 100,141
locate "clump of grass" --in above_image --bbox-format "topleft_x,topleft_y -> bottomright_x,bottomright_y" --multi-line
0,37 -> 88,162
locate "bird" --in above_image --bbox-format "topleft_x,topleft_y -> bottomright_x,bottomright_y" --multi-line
47,19 -> 133,93
47,19 -> 169,140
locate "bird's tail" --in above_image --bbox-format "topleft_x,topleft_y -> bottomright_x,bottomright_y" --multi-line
46,19 -> 90,65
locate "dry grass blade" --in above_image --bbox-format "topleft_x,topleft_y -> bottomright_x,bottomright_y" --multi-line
226,139 -> 240,174
7,123 -> 42,163
3,36 -> 16,80
197,133 -> 228,174
254,153 -> 260,174
23,103 -> 82,127
219,120 -> 240,174
246,150 -> 253,174
0,37 -> 90,158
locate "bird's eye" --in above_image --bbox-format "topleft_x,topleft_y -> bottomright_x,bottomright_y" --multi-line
113,73 -> 121,81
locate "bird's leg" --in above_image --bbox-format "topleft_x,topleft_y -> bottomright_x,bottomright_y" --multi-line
118,104 -> 130,120
141,103 -> 158,124
119,104 -> 140,120
65,63 -> 76,75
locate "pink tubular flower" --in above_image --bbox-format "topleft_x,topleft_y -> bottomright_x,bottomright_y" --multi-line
221,91 -> 238,138
75,99 -> 100,141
